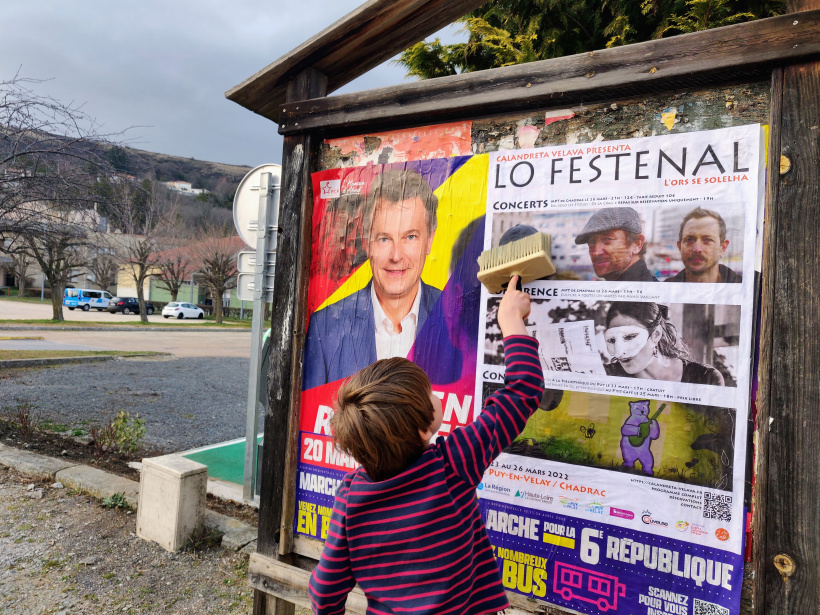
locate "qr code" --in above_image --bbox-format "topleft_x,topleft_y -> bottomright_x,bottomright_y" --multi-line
703,491 -> 732,522
551,357 -> 571,371
693,598 -> 729,615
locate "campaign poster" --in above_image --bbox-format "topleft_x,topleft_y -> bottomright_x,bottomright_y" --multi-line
295,124 -> 762,615
295,154 -> 491,539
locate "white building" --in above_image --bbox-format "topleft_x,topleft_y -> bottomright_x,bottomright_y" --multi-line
164,181 -> 208,196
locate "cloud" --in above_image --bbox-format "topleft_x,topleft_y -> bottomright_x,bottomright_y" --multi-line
2,1 -> 463,168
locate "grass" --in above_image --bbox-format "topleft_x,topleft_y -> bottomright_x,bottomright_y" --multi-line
39,419 -> 68,433
0,295 -> 50,303
41,558 -> 64,573
0,317 -> 251,328
183,526 -> 224,552
101,493 -> 133,511
0,350 -> 165,360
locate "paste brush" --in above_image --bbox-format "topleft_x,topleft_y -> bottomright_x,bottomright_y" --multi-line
477,226 -> 555,294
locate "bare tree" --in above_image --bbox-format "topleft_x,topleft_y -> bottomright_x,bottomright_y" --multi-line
88,252 -> 119,291
10,251 -> 30,296
7,207 -> 94,320
107,179 -> 175,322
195,229 -> 240,324
155,249 -> 191,302
1,73 -> 114,239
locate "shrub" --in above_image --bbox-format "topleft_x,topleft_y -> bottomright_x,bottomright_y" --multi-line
91,410 -> 146,457
101,492 -> 132,510
183,526 -> 223,552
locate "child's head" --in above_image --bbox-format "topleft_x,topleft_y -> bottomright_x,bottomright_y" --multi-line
331,358 -> 440,482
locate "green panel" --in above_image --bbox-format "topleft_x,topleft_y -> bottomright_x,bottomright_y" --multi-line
149,279 -> 174,302
149,279 -> 202,303
182,436 -> 262,485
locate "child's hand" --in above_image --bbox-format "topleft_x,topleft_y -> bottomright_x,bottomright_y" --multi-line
497,275 -> 530,337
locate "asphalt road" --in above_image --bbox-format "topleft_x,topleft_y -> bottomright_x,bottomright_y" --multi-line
0,328 -> 252,358
0,297 -> 224,325
0,326 -> 256,452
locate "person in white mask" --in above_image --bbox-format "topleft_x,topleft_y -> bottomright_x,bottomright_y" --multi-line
602,302 -> 724,386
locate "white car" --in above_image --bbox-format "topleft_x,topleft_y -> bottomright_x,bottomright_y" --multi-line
162,302 -> 205,320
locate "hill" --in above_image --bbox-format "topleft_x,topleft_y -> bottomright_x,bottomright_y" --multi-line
105,144 -> 253,208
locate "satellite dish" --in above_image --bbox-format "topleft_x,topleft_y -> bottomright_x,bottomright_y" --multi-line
233,163 -> 282,247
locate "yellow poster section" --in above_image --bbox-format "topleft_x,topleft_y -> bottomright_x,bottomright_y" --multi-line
315,155 -> 489,312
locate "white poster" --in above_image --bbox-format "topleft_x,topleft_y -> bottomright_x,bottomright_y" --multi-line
475,125 -> 762,615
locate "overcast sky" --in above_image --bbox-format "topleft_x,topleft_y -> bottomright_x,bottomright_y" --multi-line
2,1 -> 462,168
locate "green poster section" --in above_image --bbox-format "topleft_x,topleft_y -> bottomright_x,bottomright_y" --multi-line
509,391 -> 734,491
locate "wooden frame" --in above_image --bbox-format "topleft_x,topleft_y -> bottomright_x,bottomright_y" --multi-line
276,11 -> 820,135
226,0 -> 488,122
228,3 -> 820,614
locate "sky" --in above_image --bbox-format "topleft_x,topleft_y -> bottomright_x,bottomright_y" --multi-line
2,0 -> 462,169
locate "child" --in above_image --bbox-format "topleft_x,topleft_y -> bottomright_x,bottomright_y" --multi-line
309,276 -> 544,615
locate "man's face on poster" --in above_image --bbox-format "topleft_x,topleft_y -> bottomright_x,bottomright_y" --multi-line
678,217 -> 729,276
366,196 -> 434,303
586,229 -> 643,278
328,210 -> 362,279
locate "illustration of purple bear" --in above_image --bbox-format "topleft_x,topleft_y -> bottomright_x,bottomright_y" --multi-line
620,400 -> 664,475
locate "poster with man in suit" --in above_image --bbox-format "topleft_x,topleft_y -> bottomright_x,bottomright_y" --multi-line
303,169 -> 441,389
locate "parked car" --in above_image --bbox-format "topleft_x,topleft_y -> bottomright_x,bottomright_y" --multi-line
108,297 -> 155,315
162,302 -> 205,320
63,288 -> 114,311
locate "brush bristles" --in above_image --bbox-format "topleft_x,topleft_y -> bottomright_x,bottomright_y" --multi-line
477,233 -> 550,270
477,232 -> 556,293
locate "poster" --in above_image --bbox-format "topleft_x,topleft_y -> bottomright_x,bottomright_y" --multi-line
295,124 -> 762,615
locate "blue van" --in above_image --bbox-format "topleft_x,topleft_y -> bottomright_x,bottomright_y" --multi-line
63,288 -> 114,311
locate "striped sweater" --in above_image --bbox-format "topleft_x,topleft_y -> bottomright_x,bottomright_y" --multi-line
309,335 -> 545,615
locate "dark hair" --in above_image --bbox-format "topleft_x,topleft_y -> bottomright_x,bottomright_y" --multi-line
331,358 -> 434,482
605,302 -> 690,360
625,231 -> 647,257
679,207 -> 727,242
365,169 -> 438,238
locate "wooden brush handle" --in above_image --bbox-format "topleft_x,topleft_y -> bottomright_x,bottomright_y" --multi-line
502,275 -> 523,291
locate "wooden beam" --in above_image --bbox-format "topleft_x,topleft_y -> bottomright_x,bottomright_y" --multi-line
225,0 -> 486,122
754,17 -> 820,612
278,10 -> 820,135
253,68 -> 327,615
257,67 -> 327,558
275,69 -> 330,559
249,553 -> 369,614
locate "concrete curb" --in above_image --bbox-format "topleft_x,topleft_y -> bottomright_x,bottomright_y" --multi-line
0,442 -> 258,552
0,325 -> 251,333
56,464 -> 141,507
0,355 -> 118,369
0,444 -> 76,479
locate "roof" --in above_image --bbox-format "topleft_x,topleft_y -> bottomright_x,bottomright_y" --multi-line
225,0 -> 486,123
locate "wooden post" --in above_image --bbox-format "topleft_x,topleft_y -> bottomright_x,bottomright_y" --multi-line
755,3 -> 820,614
254,67 -> 328,615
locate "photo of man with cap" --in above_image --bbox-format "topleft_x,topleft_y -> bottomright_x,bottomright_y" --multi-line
575,207 -> 659,282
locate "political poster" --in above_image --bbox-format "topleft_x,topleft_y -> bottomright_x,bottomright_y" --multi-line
295,154 -> 490,539
295,124 -> 763,615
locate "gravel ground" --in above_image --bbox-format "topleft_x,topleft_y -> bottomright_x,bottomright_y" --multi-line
0,357 -> 252,452
0,465 -> 256,615
0,464 -> 317,615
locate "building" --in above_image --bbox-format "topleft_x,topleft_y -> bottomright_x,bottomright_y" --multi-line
0,203 -> 117,295
163,181 -> 209,197
116,236 -> 245,308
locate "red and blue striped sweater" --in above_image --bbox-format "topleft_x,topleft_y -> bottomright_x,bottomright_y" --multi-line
309,336 -> 545,614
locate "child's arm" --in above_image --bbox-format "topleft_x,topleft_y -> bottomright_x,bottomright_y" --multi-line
442,276 -> 545,486
308,480 -> 356,615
